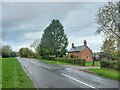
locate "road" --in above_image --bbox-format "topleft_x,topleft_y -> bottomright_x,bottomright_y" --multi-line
17,58 -> 119,89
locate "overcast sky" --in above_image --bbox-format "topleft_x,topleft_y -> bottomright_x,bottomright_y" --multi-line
2,2 -> 108,52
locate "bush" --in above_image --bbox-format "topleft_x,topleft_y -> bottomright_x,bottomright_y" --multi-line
100,60 -> 120,71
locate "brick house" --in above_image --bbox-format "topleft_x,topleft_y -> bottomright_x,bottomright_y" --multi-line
68,40 -> 93,61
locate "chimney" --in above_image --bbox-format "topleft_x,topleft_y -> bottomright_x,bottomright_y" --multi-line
84,40 -> 87,46
72,43 -> 75,48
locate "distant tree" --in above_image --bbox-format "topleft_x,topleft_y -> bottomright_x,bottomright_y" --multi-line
101,38 -> 116,60
30,39 -> 40,52
19,48 -> 30,58
19,47 -> 34,58
28,49 -> 35,57
11,51 -> 17,57
2,45 -> 12,58
96,2 -> 120,49
37,19 -> 68,57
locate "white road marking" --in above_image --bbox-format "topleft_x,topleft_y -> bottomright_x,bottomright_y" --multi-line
62,73 -> 99,90
39,64 -> 52,70
17,59 -> 38,88
28,60 -> 51,70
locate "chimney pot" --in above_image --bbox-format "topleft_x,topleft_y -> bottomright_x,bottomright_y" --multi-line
72,43 -> 75,48
84,40 -> 87,46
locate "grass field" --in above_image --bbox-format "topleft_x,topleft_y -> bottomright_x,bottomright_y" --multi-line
2,58 -> 35,88
86,68 -> 120,80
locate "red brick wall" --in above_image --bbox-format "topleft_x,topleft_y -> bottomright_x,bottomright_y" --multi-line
81,47 -> 93,61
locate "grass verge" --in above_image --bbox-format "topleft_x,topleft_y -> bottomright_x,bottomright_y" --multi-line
85,61 -> 100,67
86,68 -> 120,81
2,58 -> 35,88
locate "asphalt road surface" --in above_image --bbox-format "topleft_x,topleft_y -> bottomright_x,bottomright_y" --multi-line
17,58 -> 119,89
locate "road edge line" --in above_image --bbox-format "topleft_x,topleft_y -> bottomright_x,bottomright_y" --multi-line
16,58 -> 38,89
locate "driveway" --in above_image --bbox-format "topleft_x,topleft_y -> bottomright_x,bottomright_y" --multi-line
17,58 -> 119,89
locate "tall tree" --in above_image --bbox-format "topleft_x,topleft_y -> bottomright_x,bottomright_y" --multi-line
96,2 -> 120,49
37,19 -> 68,57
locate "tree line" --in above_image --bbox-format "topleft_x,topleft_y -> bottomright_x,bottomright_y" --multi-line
1,45 -> 35,58
1,45 -> 17,58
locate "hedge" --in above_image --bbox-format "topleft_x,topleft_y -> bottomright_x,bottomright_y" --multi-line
41,56 -> 86,66
42,56 -> 56,60
58,58 -> 85,66
100,60 -> 120,71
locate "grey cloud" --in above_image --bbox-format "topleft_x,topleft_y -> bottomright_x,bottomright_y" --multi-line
2,27 -> 42,42
2,2 -> 83,26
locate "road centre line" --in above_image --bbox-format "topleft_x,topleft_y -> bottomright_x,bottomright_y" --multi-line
62,73 -> 99,90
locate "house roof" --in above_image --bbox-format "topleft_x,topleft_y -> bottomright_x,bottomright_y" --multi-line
68,45 -> 85,52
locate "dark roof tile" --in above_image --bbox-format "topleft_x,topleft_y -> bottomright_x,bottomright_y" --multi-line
68,45 -> 85,52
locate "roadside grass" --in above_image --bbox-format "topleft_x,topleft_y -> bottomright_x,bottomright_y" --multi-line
85,61 -> 100,67
86,68 -> 120,81
2,58 -> 35,88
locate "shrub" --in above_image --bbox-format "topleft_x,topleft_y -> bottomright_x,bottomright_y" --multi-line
100,60 -> 120,71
